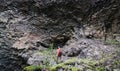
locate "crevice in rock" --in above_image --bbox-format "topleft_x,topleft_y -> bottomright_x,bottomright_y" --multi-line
51,35 -> 70,48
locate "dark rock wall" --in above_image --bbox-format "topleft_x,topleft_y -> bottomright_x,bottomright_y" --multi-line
88,0 -> 120,33
0,0 -> 120,47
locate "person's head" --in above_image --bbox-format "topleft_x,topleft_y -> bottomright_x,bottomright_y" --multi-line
58,46 -> 60,49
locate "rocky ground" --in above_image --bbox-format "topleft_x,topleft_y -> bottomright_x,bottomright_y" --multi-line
22,38 -> 120,71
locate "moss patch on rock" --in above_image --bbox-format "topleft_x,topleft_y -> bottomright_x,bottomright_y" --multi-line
24,57 -> 120,71
24,66 -> 42,71
106,39 -> 120,46
50,58 -> 99,71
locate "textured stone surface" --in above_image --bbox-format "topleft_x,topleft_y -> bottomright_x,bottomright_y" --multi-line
0,0 -> 120,71
0,0 -> 120,49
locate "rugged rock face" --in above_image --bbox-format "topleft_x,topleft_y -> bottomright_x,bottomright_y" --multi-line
62,39 -> 116,59
0,0 -> 120,71
0,48 -> 27,71
26,39 -> 120,71
88,0 -> 120,38
0,0 -> 120,49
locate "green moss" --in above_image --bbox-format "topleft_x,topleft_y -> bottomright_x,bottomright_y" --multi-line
114,60 -> 120,66
106,39 -> 120,45
95,67 -> 106,71
72,67 -> 80,71
25,57 -> 120,71
35,43 -> 55,56
24,65 -> 51,71
63,58 -> 93,65
24,66 -> 42,71
50,60 -> 72,71
63,58 -> 78,65
50,66 -> 57,71
50,63 -> 64,71
50,58 -> 99,71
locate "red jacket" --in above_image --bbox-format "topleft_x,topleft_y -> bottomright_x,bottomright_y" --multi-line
57,48 -> 61,57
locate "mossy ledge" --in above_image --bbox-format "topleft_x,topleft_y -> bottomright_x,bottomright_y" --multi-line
23,58 -> 106,71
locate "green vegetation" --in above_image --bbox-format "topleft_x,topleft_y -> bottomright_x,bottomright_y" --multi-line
35,58 -> 99,71
24,66 -> 42,71
106,39 -> 120,46
24,57 -> 120,71
72,67 -> 80,71
24,43 -> 57,71
24,58 -> 89,71
36,43 -> 54,54
94,67 -> 106,71
24,43 -> 120,71
114,60 -> 120,66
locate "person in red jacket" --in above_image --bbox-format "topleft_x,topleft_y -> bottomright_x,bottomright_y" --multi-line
56,46 -> 62,64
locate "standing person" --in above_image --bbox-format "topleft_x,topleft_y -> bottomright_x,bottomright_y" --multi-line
56,46 -> 62,64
